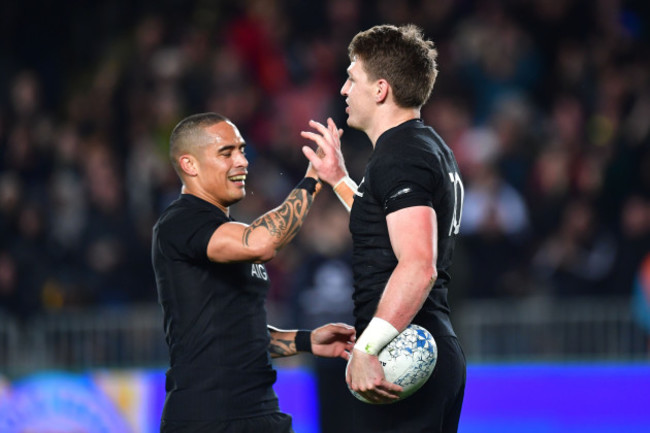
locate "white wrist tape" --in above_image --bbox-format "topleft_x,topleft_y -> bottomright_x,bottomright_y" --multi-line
354,317 -> 399,356
333,175 -> 357,212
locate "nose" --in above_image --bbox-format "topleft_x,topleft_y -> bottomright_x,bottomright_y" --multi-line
234,150 -> 248,168
340,79 -> 349,96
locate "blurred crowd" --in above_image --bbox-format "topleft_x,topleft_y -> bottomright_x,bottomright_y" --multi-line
1,0 -> 649,330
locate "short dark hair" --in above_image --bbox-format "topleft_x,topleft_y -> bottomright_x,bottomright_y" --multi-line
348,24 -> 438,108
169,112 -> 229,176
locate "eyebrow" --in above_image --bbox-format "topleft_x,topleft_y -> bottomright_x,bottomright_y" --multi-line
217,143 -> 245,153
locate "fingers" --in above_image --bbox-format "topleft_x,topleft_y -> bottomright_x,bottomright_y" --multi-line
301,119 -> 349,186
301,118 -> 342,155
326,117 -> 343,141
354,379 -> 403,403
346,350 -> 403,403
328,323 -> 356,340
331,322 -> 354,329
331,322 -> 355,332
301,119 -> 345,161
305,119 -> 340,149
300,131 -> 327,151
312,323 -> 356,345
317,322 -> 353,331
327,118 -> 337,138
381,380 -> 403,394
309,119 -> 330,135
357,388 -> 402,404
302,146 -> 321,166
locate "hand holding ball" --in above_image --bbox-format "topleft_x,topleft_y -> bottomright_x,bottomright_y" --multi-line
348,324 -> 437,403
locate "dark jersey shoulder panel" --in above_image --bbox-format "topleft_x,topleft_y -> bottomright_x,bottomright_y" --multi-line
349,119 -> 463,337
152,194 -> 279,422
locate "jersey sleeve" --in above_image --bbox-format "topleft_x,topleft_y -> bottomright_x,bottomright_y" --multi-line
369,150 -> 441,215
158,207 -> 223,263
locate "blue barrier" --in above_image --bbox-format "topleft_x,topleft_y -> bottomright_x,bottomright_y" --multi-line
1,363 -> 648,432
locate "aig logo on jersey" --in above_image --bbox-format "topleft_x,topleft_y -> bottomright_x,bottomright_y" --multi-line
251,263 -> 269,280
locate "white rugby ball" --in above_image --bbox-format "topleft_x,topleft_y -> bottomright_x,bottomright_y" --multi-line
347,324 -> 437,404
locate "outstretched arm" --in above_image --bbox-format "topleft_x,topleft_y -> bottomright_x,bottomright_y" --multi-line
207,169 -> 321,263
268,323 -> 355,359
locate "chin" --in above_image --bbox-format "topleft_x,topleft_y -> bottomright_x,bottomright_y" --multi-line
228,190 -> 246,204
347,119 -> 362,131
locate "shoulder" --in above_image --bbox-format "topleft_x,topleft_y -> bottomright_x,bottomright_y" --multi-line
377,120 -> 447,155
155,195 -> 228,237
372,126 -> 446,174
154,195 -> 230,261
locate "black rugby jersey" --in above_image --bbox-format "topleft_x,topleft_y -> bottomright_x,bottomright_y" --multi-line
349,119 -> 464,337
152,194 -> 279,422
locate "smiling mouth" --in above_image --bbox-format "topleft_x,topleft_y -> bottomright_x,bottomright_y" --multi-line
229,174 -> 246,182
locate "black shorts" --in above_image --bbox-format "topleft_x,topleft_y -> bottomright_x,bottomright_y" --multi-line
351,336 -> 466,433
160,412 -> 294,433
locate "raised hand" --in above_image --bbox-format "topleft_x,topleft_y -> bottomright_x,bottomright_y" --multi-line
301,118 -> 348,186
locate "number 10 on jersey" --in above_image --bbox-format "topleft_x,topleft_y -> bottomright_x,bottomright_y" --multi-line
448,172 -> 464,236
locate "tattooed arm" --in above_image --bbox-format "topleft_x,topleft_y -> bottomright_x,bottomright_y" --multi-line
268,327 -> 300,358
268,324 -> 356,359
206,176 -> 320,263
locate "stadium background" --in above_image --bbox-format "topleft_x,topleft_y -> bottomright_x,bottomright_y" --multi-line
1,0 -> 649,431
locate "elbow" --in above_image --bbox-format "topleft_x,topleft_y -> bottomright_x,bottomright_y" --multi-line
250,241 -> 278,263
257,249 -> 277,263
399,257 -> 437,290
241,227 -> 280,262
425,265 -> 438,289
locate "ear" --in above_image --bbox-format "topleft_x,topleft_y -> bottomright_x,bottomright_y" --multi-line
179,154 -> 199,176
375,79 -> 390,104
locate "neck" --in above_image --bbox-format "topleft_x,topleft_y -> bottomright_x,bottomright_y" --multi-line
366,106 -> 420,146
181,184 -> 230,216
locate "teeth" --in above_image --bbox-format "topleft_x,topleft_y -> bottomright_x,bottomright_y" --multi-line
229,175 -> 246,181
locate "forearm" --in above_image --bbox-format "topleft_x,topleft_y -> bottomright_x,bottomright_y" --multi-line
268,327 -> 297,358
268,326 -> 312,358
373,206 -> 438,331
374,262 -> 436,332
242,177 -> 319,259
354,264 -> 434,355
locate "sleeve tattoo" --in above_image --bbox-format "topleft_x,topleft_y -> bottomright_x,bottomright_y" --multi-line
242,188 -> 313,248
269,333 -> 296,357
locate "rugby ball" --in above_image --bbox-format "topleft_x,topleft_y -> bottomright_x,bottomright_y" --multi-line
347,324 -> 437,404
